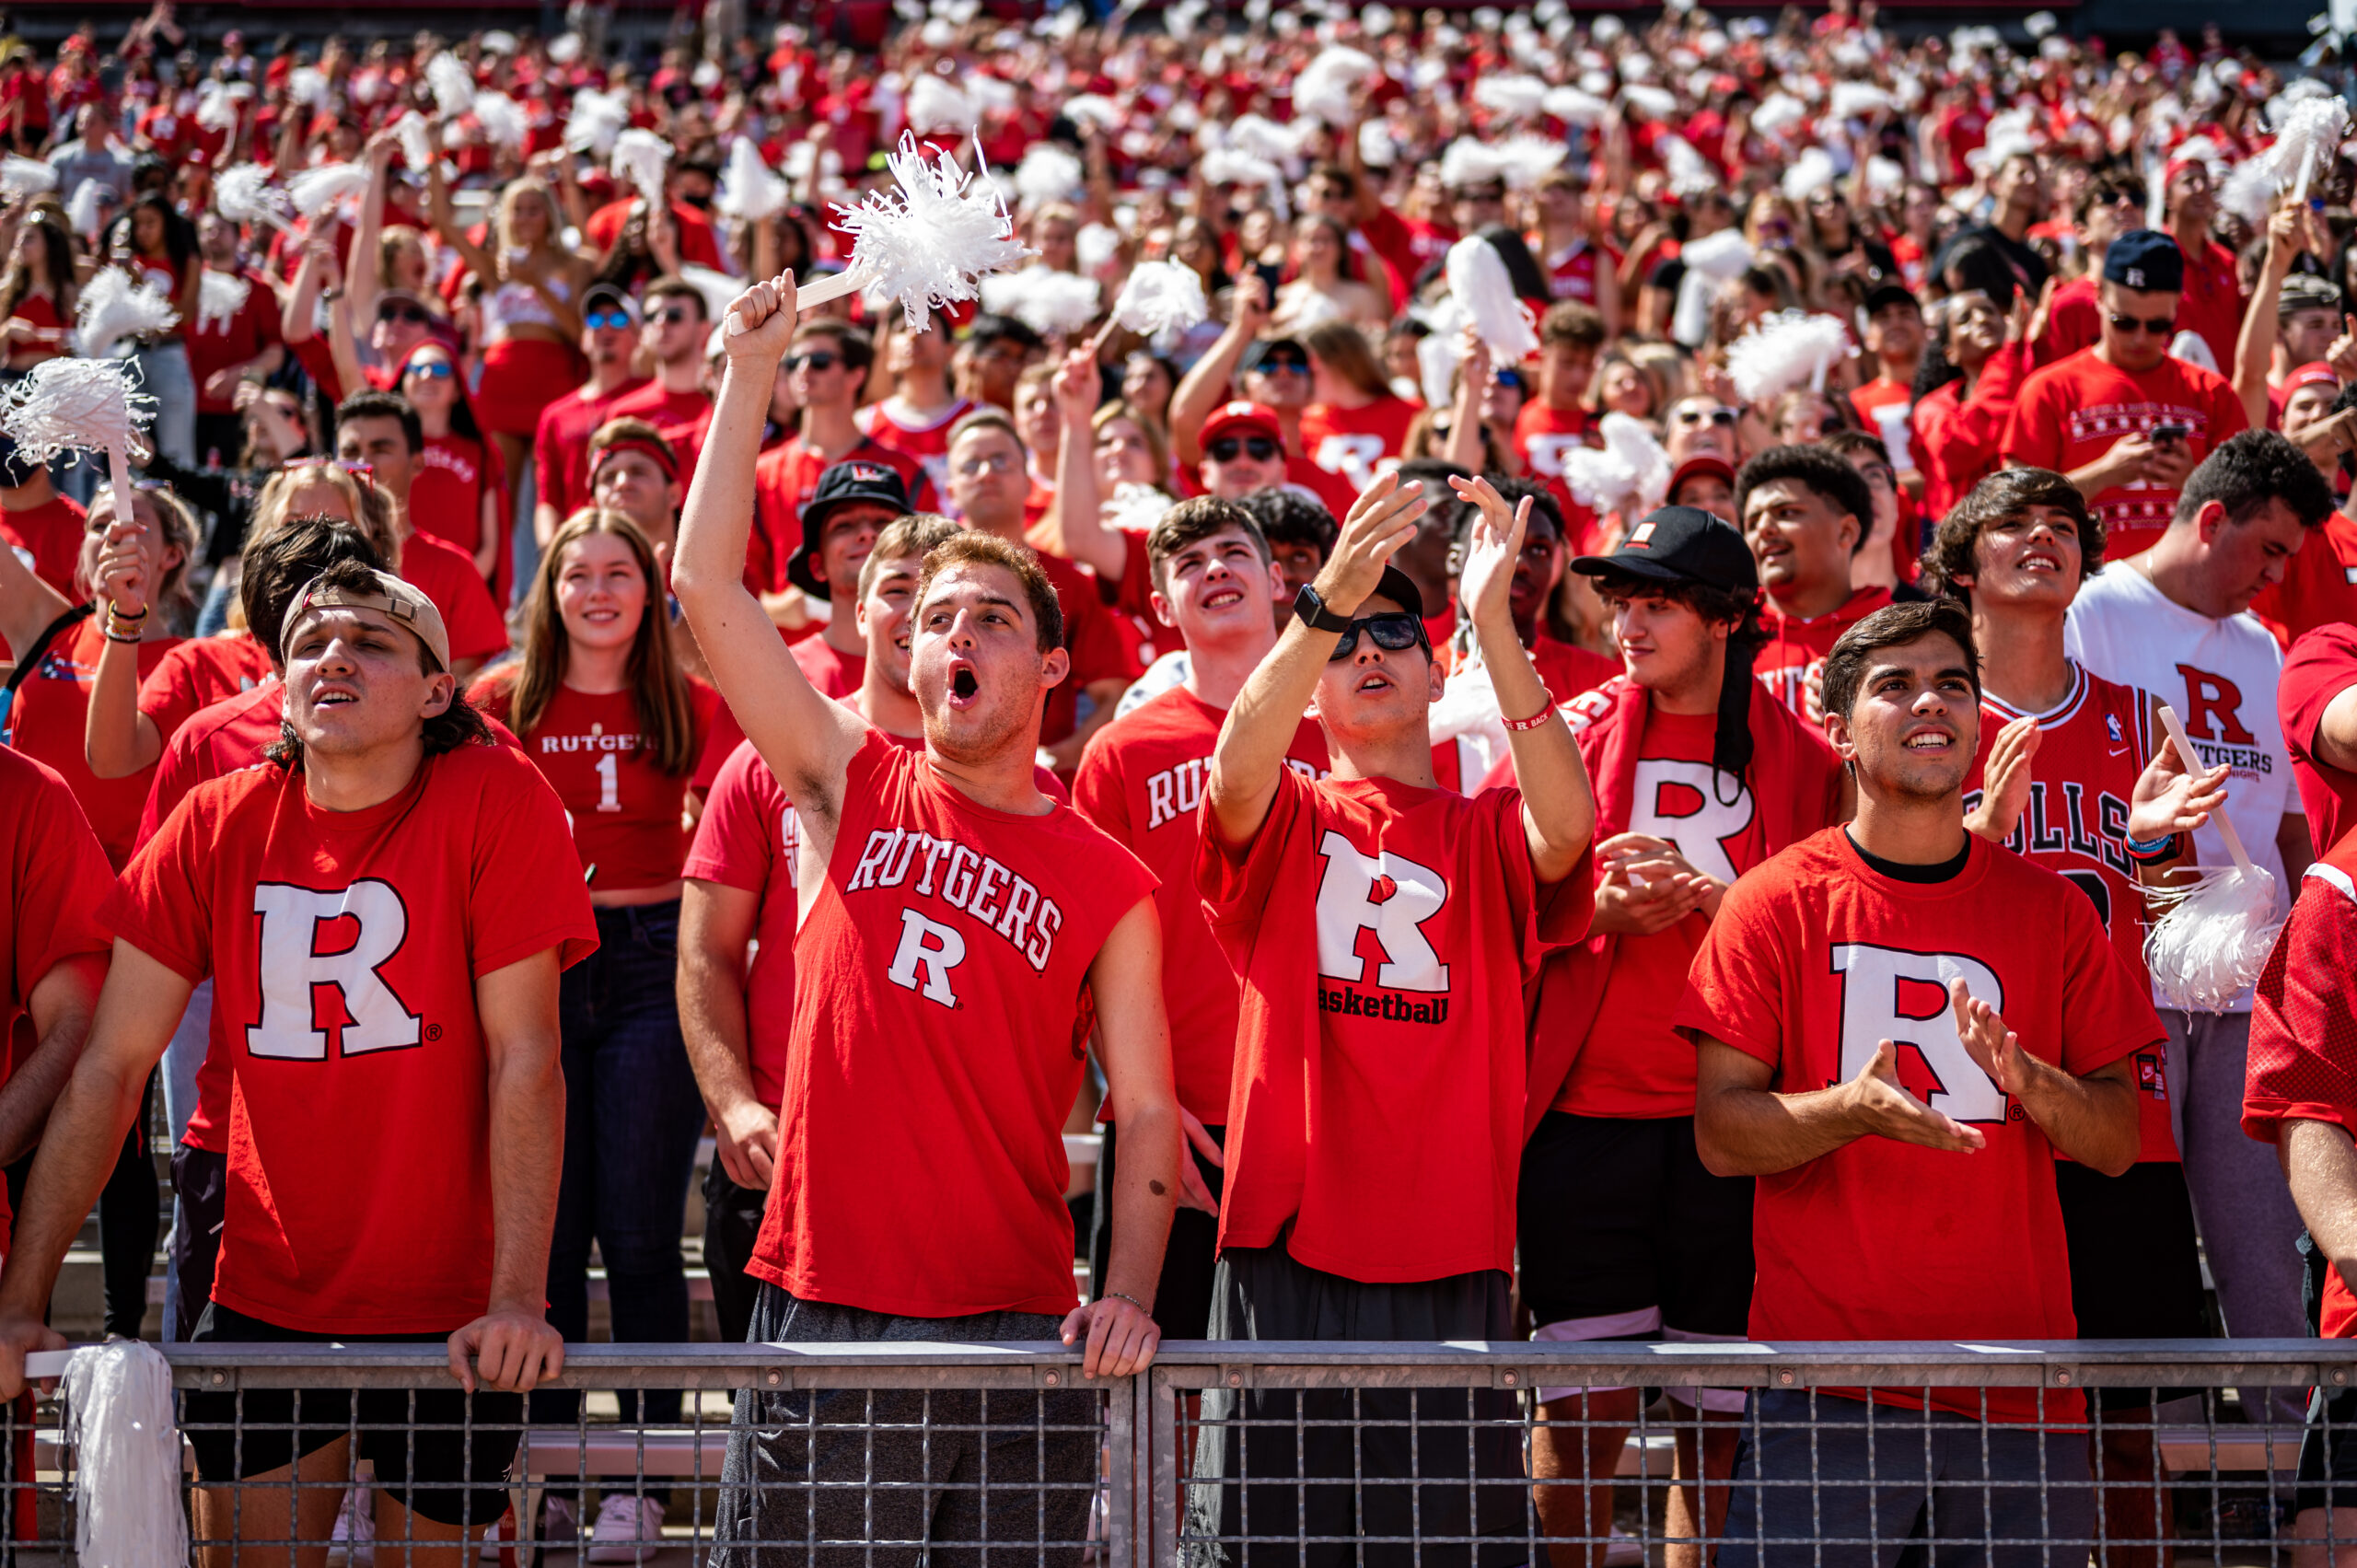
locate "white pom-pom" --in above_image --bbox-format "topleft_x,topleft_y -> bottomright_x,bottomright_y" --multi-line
1227,114 -> 1305,165
1063,93 -> 1124,132
1439,138 -> 1509,191
1752,92 -> 1808,136
75,267 -> 180,357
1680,227 -> 1755,281
425,52 -> 476,118
1104,481 -> 1176,535
63,1342 -> 185,1568
1829,80 -> 1893,120
471,92 -> 529,152
2270,76 -> 2337,131
286,161 -> 370,221
288,65 -> 330,110
715,138 -> 788,221
1543,86 -> 1609,125
1474,73 -> 1550,121
1495,134 -> 1569,187
1446,235 -> 1540,361
1726,309 -> 1852,402
1295,46 -> 1377,126
392,110 -> 435,173
4,355 -> 156,463
2220,158 -> 2281,226
2025,9 -> 2058,36
1015,142 -> 1085,204
1621,83 -> 1678,121
980,266 -> 1100,334
215,163 -> 289,229
1864,156 -> 1906,199
1782,145 -> 1840,202
197,268 -> 251,332
2271,94 -> 2351,199
907,74 -> 978,134
1359,120 -> 1397,168
1201,146 -> 1282,189
612,128 -> 673,207
0,156 -> 54,199
829,134 -> 1035,331
1565,412 -> 1672,517
1109,260 -> 1208,347
564,88 -> 630,157
2146,865 -> 2285,1011
968,75 -> 1018,114
64,179 -> 105,239
1363,2 -> 1397,35
194,80 -> 238,134
1657,133 -> 1717,195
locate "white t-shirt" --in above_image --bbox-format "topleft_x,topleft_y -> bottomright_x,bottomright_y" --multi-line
2065,563 -> 2303,1011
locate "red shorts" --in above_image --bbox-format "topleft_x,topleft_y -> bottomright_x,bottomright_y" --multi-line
475,337 -> 584,437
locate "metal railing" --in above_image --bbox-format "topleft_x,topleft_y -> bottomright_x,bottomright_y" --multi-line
11,1340 -> 2357,1563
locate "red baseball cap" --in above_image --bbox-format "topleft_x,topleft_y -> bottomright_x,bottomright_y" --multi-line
1200,401 -> 1284,450
2285,361 -> 2341,396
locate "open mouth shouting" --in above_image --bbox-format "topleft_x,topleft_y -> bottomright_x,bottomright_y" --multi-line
946,659 -> 981,707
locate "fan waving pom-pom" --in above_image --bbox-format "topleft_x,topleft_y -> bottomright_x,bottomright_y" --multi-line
6,353 -> 156,531
715,139 -> 789,222
75,268 -> 180,359
286,162 -> 371,222
424,52 -> 475,118
2145,703 -> 2286,1012
1727,309 -> 1852,401
612,129 -> 673,209
2272,94 -> 2351,201
1446,235 -> 1541,361
63,1341 -> 185,1568
215,164 -> 289,232
0,156 -> 55,199
1109,261 -> 1208,349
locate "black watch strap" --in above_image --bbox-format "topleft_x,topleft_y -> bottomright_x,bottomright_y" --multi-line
1293,584 -> 1353,634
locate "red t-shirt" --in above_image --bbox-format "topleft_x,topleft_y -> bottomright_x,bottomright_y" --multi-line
855,395 -> 975,505
1531,633 -> 1620,706
533,377 -> 650,524
411,433 -> 496,568
1513,401 -> 1594,492
469,676 -> 724,895
2254,509 -> 2357,648
397,529 -> 509,666
137,632 -> 275,748
1670,829 -> 2162,1422
606,379 -> 714,489
0,749 -> 113,1252
2177,237 -> 2247,374
1545,239 -> 1612,306
136,679 -> 283,858
747,731 -> 1156,1318
680,738 -> 797,1111
1197,768 -> 1593,1282
103,740 -> 598,1332
1296,396 -> 1421,483
2034,275 -> 2100,366
0,494 -> 86,600
791,635 -> 864,701
1073,687 -> 1327,1123
188,269 -> 283,419
2002,348 -> 2249,562
1965,667 -> 2177,1162
6,619 -> 178,869
749,436 -> 936,596
1754,587 -> 1893,717
2282,622 -> 2357,857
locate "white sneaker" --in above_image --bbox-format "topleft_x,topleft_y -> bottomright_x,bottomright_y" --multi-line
481,1495 -> 579,1558
585,1494 -> 666,1563
330,1488 -> 374,1561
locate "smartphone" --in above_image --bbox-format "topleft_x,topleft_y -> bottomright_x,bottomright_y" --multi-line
2150,423 -> 2190,445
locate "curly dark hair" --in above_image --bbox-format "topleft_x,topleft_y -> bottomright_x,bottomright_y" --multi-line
1919,468 -> 2102,606
1735,445 -> 1875,556
2178,429 -> 2338,531
1822,598 -> 1981,724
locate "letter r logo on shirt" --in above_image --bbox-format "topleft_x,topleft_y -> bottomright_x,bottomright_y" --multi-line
1313,830 -> 1450,993
247,880 -> 423,1060
2174,663 -> 2257,747
887,908 -> 967,1006
1831,943 -> 2007,1123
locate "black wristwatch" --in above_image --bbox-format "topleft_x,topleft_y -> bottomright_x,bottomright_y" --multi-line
1293,583 -> 1353,634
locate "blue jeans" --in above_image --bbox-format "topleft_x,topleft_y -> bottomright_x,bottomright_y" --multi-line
530,901 -> 705,1470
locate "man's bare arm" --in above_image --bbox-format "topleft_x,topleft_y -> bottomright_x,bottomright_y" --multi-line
2285,1119 -> 2357,1295
0,955 -> 104,1166
1692,1034 -> 1984,1179
679,879 -> 777,1191
455,948 -> 568,1394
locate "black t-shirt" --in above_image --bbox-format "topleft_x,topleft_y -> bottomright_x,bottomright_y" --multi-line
1846,827 -> 1971,884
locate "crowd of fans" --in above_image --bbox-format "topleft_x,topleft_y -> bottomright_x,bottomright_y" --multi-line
6,0 -> 2357,1561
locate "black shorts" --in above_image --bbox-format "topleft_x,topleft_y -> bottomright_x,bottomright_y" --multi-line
181,1300 -> 522,1527
2301,1385 -> 2357,1515
1516,1111 -> 1754,1337
2056,1159 -> 2208,1411
1088,1118 -> 1225,1340
169,1143 -> 228,1344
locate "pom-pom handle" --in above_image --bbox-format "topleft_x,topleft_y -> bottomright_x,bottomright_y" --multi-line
724,268 -> 865,336
2157,703 -> 2253,871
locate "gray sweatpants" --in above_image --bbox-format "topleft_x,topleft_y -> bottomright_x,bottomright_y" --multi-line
2165,1008 -> 2307,1425
710,1283 -> 1099,1568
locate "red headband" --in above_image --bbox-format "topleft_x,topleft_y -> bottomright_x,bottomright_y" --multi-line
592,434 -> 679,482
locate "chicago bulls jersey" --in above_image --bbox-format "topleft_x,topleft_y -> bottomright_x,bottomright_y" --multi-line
1198,769 -> 1593,1283
1672,829 -> 2162,1423
680,739 -> 798,1111
1072,686 -> 1327,1123
102,741 -> 597,1332
2068,564 -> 2297,1010
2002,348 -> 2248,560
748,731 -> 1155,1318
1964,665 -> 2177,1160
1295,395 -> 1420,488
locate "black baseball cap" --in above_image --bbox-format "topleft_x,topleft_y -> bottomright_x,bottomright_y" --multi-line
1863,280 -> 1921,317
1241,336 -> 1308,372
2103,230 -> 2186,295
581,282 -> 636,320
1363,563 -> 1425,620
1572,505 -> 1759,593
791,459 -> 911,598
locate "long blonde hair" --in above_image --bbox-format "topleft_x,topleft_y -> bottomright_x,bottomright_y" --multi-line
508,509 -> 699,775
495,177 -> 568,267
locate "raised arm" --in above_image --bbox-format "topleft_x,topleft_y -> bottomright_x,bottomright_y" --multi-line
424,153 -> 499,287
346,131 -> 394,325
1451,474 -> 1596,881
1691,1033 -> 1985,1179
1207,473 -> 1427,848
1169,271 -> 1269,468
83,513 -> 165,778
1041,347 -> 1123,578
2235,203 -> 2303,433
453,947 -> 567,1394
1441,331 -> 1489,475
671,272 -> 869,831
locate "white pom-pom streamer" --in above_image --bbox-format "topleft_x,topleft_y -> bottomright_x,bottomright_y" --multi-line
471,92 -> 529,153
75,268 -> 180,359
716,139 -> 789,222
0,156 -> 53,200
1446,235 -> 1540,361
289,65 -> 330,111
5,355 -> 156,529
2144,703 -> 2286,1012
1473,73 -> 1550,122
1620,84 -> 1678,121
564,89 -> 629,157
1104,481 -> 1176,535
1726,309 -> 1852,401
1439,138 -> 1509,192
2025,10 -> 2058,37
1565,412 -> 1672,517
1495,134 -> 1569,188
1225,114 -> 1305,165
1015,142 -> 1086,205
907,74 -> 979,134
215,164 -> 289,231
2272,94 -> 2351,201
61,1342 -> 183,1568
1108,260 -> 1208,348
64,179 -> 105,240
1543,87 -> 1610,125
286,162 -> 369,221
981,266 -> 1101,335
392,111 -> 435,174
612,129 -> 673,208
1201,146 -> 1282,190
1782,146 -> 1840,203
2220,158 -> 2280,226
1657,134 -> 1717,194
1063,94 -> 1123,132
1752,92 -> 1808,136
425,52 -> 475,118
1828,80 -> 1893,120
197,269 -> 251,334
193,81 -> 238,134
1295,46 -> 1377,126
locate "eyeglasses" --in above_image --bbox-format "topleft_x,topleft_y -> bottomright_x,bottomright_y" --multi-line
404,360 -> 455,379
785,351 -> 839,371
656,307 -> 695,325
953,450 -> 1020,476
1208,435 -> 1282,464
376,302 -> 430,325
2107,312 -> 2178,336
584,309 -> 633,331
1677,406 -> 1738,427
1326,610 -> 1431,662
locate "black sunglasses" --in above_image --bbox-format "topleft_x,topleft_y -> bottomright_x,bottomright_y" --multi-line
2108,312 -> 2177,336
1677,406 -> 1738,426
377,302 -> 429,325
785,351 -> 839,371
1327,610 -> 1430,662
656,306 -> 696,325
1208,436 -> 1282,463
